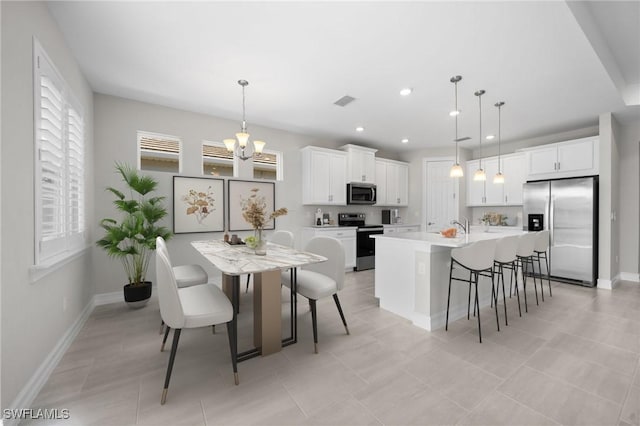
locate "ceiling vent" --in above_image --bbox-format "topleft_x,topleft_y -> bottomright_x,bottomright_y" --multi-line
334,95 -> 356,107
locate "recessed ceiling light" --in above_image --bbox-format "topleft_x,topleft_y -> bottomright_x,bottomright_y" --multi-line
486,134 -> 495,140
400,88 -> 412,96
401,139 -> 409,144
356,126 -> 365,132
449,110 -> 460,117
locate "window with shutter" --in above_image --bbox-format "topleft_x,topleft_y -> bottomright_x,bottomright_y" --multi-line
202,141 -> 234,177
253,150 -> 283,181
34,40 -> 87,265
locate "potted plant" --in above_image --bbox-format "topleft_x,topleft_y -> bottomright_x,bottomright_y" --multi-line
96,163 -> 172,308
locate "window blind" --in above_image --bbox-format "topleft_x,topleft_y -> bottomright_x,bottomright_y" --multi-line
34,41 -> 86,265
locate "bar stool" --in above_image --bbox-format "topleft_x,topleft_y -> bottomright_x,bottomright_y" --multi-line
515,232 -> 539,313
493,235 -> 521,324
445,239 -> 498,343
534,230 -> 552,300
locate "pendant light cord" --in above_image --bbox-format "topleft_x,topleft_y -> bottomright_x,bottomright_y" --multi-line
454,81 -> 459,164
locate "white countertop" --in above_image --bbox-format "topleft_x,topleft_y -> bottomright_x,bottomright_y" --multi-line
372,230 -> 527,248
382,223 -> 420,228
303,225 -> 357,230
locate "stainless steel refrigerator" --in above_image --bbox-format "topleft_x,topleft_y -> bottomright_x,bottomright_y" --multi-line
523,177 -> 598,287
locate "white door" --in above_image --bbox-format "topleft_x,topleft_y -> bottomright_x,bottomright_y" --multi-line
426,160 -> 458,232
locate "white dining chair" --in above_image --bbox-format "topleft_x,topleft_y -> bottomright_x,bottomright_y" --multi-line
156,237 -> 209,334
155,239 -> 238,405
281,236 -> 348,353
246,230 -> 295,292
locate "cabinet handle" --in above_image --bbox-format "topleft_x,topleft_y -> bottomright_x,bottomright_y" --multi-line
397,198 -> 400,204
337,233 -> 343,236
505,195 -> 508,203
557,162 -> 560,170
554,162 -> 557,170
362,174 -> 366,181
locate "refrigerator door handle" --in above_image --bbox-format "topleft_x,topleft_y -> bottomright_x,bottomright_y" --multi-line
549,196 -> 554,245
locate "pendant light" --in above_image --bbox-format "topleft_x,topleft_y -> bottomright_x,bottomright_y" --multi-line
449,76 -> 469,178
493,101 -> 505,184
473,90 -> 486,181
223,80 -> 266,161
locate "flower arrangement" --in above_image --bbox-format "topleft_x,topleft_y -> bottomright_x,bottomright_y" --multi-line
182,186 -> 215,224
240,188 -> 288,230
240,188 -> 287,254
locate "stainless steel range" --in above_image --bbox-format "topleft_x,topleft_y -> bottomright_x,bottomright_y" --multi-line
338,213 -> 384,271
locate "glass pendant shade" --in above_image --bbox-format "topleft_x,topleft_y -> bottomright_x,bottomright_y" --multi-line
223,139 -> 237,152
493,172 -> 505,184
235,132 -> 250,147
474,168 -> 486,181
450,163 -> 464,177
253,140 -> 266,154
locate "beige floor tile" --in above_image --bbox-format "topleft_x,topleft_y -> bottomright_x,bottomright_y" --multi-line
545,332 -> 639,376
353,369 -> 429,415
306,397 -> 382,425
498,366 -> 621,425
403,347 -> 502,410
526,347 -> 633,403
457,391 -> 559,425
620,386 -> 640,425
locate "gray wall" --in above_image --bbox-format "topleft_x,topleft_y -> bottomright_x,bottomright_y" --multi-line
618,120 -> 640,276
1,1 -> 94,407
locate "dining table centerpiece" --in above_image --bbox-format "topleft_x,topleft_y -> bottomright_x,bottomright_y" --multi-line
240,188 -> 287,255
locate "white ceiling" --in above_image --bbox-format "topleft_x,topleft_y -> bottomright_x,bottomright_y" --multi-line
47,1 -> 640,152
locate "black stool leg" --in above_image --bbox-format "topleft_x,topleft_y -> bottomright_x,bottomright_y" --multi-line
492,268 -> 500,332
446,261 -> 453,331
161,328 -> 181,405
530,258 -> 539,306
467,270 -> 472,320
474,273 -> 482,343
537,254 -> 545,302
333,294 -> 350,335
159,319 -> 165,335
161,325 -> 171,352
245,274 -> 251,293
521,258 -> 528,313
226,321 -> 239,385
513,261 -> 522,317
500,264 -> 508,326
544,252 -> 552,297
310,299 -> 318,353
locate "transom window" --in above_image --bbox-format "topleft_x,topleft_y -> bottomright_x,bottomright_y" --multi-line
138,131 -> 182,173
202,141 -> 234,177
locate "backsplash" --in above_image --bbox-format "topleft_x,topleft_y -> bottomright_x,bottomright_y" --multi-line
470,206 -> 523,227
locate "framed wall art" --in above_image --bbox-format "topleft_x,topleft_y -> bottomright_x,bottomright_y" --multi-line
227,179 -> 276,231
173,176 -> 225,233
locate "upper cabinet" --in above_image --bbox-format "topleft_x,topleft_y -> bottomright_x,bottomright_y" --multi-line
375,158 -> 409,206
340,144 -> 377,184
301,146 -> 347,205
524,136 -> 599,180
466,153 -> 526,207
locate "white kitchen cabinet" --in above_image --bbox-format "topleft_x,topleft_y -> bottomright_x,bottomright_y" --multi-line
341,144 -> 377,184
301,146 -> 347,205
501,153 -> 526,205
466,159 -> 485,205
376,158 -> 409,206
525,136 -> 599,180
384,225 -> 420,234
466,153 -> 526,206
302,227 -> 356,269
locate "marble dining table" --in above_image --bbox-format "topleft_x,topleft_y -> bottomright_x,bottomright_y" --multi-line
191,240 -> 327,361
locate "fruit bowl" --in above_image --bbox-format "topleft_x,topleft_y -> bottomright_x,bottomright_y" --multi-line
440,227 -> 457,238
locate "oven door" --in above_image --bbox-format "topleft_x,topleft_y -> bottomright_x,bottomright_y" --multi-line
356,227 -> 384,271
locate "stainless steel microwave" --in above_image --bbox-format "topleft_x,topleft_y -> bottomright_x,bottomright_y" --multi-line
347,183 -> 377,205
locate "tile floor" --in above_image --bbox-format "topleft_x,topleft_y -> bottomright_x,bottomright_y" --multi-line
28,271 -> 640,426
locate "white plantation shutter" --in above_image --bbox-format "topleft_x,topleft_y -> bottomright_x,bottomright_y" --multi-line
34,41 -> 86,264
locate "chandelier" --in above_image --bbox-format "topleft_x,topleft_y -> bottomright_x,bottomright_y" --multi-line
224,80 -> 265,161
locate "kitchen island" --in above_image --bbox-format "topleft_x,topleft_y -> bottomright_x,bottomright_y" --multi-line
373,230 -> 525,331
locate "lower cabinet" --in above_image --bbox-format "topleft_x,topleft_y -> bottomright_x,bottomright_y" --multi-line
383,225 -> 420,234
301,227 -> 356,269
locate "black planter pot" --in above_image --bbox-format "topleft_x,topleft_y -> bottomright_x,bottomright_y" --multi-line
124,281 -> 152,308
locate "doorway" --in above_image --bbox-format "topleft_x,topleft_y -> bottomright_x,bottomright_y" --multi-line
423,158 -> 459,232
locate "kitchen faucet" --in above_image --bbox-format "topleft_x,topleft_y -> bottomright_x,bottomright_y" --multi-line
451,217 -> 469,234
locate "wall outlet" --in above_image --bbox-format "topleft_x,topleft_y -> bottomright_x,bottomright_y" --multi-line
63,296 -> 68,312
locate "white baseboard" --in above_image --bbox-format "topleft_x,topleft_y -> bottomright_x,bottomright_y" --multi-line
6,297 -> 96,426
411,294 -> 494,331
93,290 -> 123,306
597,278 -> 618,290
619,272 -> 640,283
